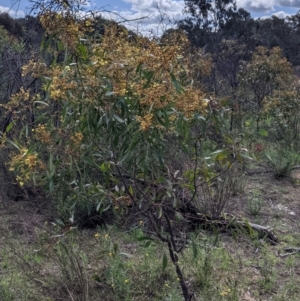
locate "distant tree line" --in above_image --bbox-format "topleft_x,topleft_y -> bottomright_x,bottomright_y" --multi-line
1,2 -> 300,65
177,0 -> 300,66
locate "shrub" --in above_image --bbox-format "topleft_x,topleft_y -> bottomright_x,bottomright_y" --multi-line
1,6 -> 246,300
248,190 -> 264,216
265,147 -> 300,179
198,164 -> 245,216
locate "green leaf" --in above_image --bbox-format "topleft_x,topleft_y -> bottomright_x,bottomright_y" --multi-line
259,129 -> 268,137
99,162 -> 110,173
49,153 -> 54,173
266,153 -> 274,164
210,149 -> 225,155
113,243 -> 119,254
175,212 -> 185,221
170,72 -> 183,93
41,33 -> 54,51
244,219 -> 254,239
96,201 -> 102,212
143,70 -> 154,88
112,114 -> 124,123
158,206 -> 163,219
155,112 -> 166,127
162,253 -> 168,271
240,153 -> 254,161
119,252 -> 133,258
92,274 -> 102,282
5,122 -> 14,133
55,218 -> 65,227
137,236 -> 154,242
7,140 -> 20,150
215,151 -> 230,162
128,135 -> 142,152
49,179 -> 54,192
144,241 -> 152,248
33,101 -> 49,106
128,186 -> 134,196
83,157 -> 99,169
100,205 -> 111,214
211,149 -> 231,162
77,43 -> 88,60
191,240 -> 198,259
157,176 -> 167,184
104,267 -> 111,280
136,62 -> 142,73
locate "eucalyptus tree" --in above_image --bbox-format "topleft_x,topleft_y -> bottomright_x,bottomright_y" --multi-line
178,0 -> 237,48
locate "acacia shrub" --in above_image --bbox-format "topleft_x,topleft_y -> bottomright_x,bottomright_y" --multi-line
2,7 -> 250,299
4,12 -> 212,222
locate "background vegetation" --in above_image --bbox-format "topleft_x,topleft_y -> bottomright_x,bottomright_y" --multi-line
1,0 -> 300,300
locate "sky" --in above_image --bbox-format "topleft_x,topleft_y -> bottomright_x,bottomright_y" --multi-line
1,0 -> 300,34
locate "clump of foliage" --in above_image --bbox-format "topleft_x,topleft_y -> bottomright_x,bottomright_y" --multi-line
265,146 -> 300,179
2,4 -> 237,299
0,25 -> 30,201
9,15 -> 211,214
239,46 -> 293,131
247,190 -> 264,216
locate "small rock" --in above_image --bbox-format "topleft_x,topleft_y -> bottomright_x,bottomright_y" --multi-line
275,204 -> 288,211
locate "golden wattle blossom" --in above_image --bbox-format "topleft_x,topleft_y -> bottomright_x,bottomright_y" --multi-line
22,22 -> 210,132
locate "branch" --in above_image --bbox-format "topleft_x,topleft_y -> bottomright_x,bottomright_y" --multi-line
278,247 -> 300,257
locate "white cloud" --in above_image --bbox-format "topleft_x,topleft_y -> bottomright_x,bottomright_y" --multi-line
259,10 -> 291,19
277,0 -> 300,8
98,0 -> 184,36
237,0 -> 276,12
0,5 -> 25,18
272,10 -> 290,17
97,0 -> 300,35
236,0 -> 300,13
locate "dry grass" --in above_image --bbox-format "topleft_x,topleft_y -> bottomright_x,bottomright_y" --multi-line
1,167 -> 300,301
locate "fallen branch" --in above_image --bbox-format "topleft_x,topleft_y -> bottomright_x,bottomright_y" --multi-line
237,221 -> 278,245
181,204 -> 278,245
278,247 -> 300,257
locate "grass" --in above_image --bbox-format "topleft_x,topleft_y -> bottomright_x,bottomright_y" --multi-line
247,190 -> 264,216
0,227 -> 285,301
0,217 -> 242,301
2,164 -> 300,300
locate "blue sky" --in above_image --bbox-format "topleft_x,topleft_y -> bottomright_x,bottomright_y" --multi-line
1,0 -> 300,34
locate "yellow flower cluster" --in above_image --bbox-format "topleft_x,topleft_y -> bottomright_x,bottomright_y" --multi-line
24,153 -> 39,169
9,148 -> 45,186
136,82 -> 172,109
136,113 -> 153,131
35,23 -> 210,132
220,287 -> 231,297
39,11 -> 94,50
112,195 -> 133,208
22,60 -> 47,77
16,175 -> 28,187
40,12 -> 79,49
35,124 -> 51,144
70,132 -> 83,145
48,67 -> 77,100
174,87 -> 207,117
92,26 -> 208,118
9,87 -> 30,105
